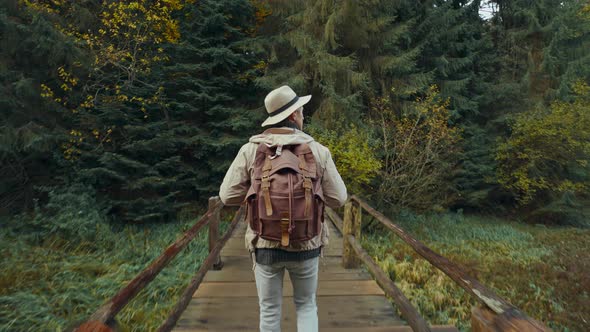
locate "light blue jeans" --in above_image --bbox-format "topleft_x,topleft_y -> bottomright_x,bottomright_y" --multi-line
254,257 -> 319,332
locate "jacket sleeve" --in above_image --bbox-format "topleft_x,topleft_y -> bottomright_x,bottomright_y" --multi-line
219,144 -> 251,206
321,148 -> 348,208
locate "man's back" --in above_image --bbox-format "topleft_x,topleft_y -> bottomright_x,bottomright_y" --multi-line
218,86 -> 346,332
220,128 -> 347,209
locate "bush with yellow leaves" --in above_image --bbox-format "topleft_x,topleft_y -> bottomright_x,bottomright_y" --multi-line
308,123 -> 381,195
496,80 -> 590,204
371,85 -> 462,212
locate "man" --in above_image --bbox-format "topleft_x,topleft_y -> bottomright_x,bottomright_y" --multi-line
219,85 -> 347,332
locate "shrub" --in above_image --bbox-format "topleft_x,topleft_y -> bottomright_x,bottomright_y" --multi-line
308,122 -> 381,195
371,85 -> 462,212
6,183 -> 109,248
496,80 -> 590,205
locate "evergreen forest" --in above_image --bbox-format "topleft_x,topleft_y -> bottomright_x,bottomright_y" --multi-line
1,0 -> 589,331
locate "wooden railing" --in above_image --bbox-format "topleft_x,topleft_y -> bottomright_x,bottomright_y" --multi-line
72,194 -> 551,332
327,195 -> 551,332
73,197 -> 244,332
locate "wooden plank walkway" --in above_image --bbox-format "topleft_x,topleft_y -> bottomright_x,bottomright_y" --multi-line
173,219 -> 458,332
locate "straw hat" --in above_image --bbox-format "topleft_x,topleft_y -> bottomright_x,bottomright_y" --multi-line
261,86 -> 311,127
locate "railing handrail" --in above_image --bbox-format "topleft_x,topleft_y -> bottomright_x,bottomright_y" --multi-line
74,197 -> 224,331
157,203 -> 245,332
73,193 -> 551,331
326,207 -> 431,332
346,195 -> 550,331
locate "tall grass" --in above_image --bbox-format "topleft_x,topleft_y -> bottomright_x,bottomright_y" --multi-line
0,184 -> 223,331
2,184 -> 587,331
361,209 -> 589,331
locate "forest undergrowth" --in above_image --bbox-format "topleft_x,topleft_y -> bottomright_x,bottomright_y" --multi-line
0,185 -> 230,332
1,185 -> 588,331
361,210 -> 589,332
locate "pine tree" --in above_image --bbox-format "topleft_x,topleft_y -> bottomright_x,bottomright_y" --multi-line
543,0 -> 590,100
416,0 -> 490,121
488,0 -> 564,107
256,0 -> 438,127
415,0 -> 502,208
158,0 -> 262,202
47,0 -> 191,223
453,0 -> 590,212
358,0 -> 433,115
73,0 -> 261,222
0,0 -> 82,214
3,0 -> 261,222
254,0 -> 367,128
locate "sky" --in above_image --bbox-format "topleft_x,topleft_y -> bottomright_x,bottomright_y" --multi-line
479,0 -> 496,20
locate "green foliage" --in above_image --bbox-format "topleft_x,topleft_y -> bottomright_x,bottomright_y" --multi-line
496,81 -> 590,205
527,191 -> 590,227
0,0 -> 264,223
362,210 -> 589,331
458,0 -> 590,211
372,86 -> 462,212
3,0 -> 262,222
5,0 -> 588,219
308,123 -> 381,195
488,0 -> 564,105
0,184 -> 214,331
0,0 -> 80,214
454,124 -> 502,210
9,183 -> 108,247
255,0 -> 432,129
254,0 -> 369,128
418,0 -> 493,122
159,0 -> 263,200
415,1 -> 503,209
543,0 -> 590,100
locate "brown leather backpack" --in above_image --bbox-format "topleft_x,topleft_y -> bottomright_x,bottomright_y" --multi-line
246,142 -> 324,246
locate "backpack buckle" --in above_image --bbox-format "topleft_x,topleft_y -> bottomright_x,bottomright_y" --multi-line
261,179 -> 271,189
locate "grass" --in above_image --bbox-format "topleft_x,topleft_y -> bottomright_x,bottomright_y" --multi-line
0,185 -> 232,332
360,210 -> 590,331
2,184 -> 587,331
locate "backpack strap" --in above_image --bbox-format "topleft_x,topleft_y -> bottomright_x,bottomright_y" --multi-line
262,155 -> 273,216
298,154 -> 312,217
280,211 -> 290,246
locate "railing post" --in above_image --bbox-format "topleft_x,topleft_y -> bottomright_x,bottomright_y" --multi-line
208,197 -> 223,270
342,200 -> 361,268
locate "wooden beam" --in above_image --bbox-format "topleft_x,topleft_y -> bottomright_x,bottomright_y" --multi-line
157,205 -> 245,332
325,207 -> 343,233
74,321 -> 113,332
208,197 -> 223,270
342,201 -> 360,268
349,195 -> 550,331
355,201 -> 362,238
472,306 -> 551,332
75,199 -> 223,331
346,234 -> 431,332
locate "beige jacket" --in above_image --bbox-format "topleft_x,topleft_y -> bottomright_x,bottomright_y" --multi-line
219,128 -> 347,254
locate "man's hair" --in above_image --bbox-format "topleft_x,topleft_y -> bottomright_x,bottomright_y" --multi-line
262,108 -> 302,130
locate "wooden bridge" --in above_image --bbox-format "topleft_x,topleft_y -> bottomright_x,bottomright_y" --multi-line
74,196 -> 551,332
172,206 -> 454,332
